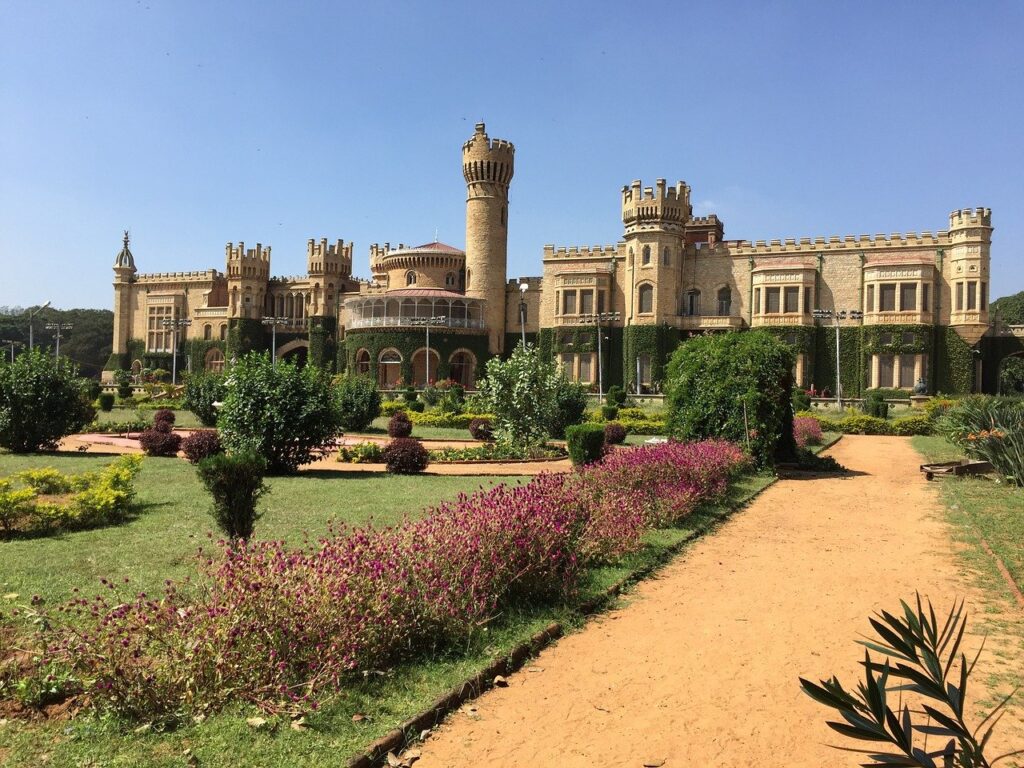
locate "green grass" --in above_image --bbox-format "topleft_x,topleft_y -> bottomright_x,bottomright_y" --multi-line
0,453 -> 518,608
0,453 -> 772,767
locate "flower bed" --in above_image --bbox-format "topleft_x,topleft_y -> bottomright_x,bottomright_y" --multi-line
427,443 -> 566,463
25,440 -> 747,721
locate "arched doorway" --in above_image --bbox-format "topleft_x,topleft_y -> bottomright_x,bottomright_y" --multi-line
355,348 -> 371,376
411,348 -> 441,387
998,352 -> 1024,395
378,349 -> 402,389
277,339 -> 310,368
204,348 -> 225,373
448,349 -> 476,389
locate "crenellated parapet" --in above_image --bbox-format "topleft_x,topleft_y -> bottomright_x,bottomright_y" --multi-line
136,269 -> 222,282
225,241 -> 271,279
307,237 -> 353,278
622,178 -> 691,235
723,230 -> 951,256
948,207 -> 992,231
543,243 -> 624,261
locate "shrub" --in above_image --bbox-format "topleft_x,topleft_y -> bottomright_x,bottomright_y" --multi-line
181,430 -> 224,464
382,438 -> 429,474
138,428 -> 182,457
665,331 -> 797,467
153,408 -> 176,427
566,423 -> 606,466
98,392 -> 115,412
924,396 -> 957,421
468,417 -> 494,441
834,414 -> 891,435
388,411 -> 413,437
547,379 -> 588,439
219,353 -> 344,473
16,468 -> 73,495
182,372 -> 227,427
410,410 -> 491,429
436,381 -> 465,414
380,400 -> 407,417
862,391 -> 889,419
337,441 -> 383,463
792,416 -> 823,448
791,388 -> 811,412
479,344 -> 563,448
616,416 -> 666,435
197,451 -> 268,540
862,387 -> 910,401
335,374 -> 381,432
407,400 -> 425,413
0,481 -> 37,537
114,369 -> 133,400
420,384 -> 440,406
938,395 -> 1024,485
606,385 -> 627,407
403,386 -> 417,404
0,349 -> 95,452
889,415 -> 932,436
601,405 -> 619,421
603,422 -> 626,445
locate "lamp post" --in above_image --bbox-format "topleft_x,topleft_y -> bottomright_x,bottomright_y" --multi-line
161,317 -> 192,386
261,316 -> 289,365
27,301 -> 51,351
581,311 -> 620,400
44,322 -> 73,359
813,308 -> 863,409
409,315 -> 447,386
1,339 -> 23,363
518,282 -> 529,349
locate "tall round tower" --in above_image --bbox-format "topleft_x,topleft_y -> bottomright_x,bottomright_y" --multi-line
463,122 -> 514,354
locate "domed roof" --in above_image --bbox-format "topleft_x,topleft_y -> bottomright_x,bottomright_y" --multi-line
113,230 -> 136,271
386,241 -> 465,257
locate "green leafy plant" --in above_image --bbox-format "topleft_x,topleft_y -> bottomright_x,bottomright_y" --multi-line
601,405 -> 619,421
336,441 -> 383,463
938,396 -> 1024,485
196,451 -> 268,540
114,368 -> 133,400
479,344 -> 565,448
566,423 -> 606,466
182,372 -> 227,427
97,391 -> 115,411
800,595 -> 1022,768
335,373 -> 381,432
606,385 -> 627,407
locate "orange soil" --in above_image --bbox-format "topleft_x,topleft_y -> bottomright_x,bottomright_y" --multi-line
413,436 -> 1024,767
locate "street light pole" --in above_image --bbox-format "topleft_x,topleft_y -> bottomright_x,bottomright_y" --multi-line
262,317 -> 289,365
581,311 -> 620,400
161,317 -> 192,386
27,301 -> 52,351
1,340 -> 23,363
410,315 -> 447,386
813,308 -> 863,408
44,322 -> 73,359
518,282 -> 528,349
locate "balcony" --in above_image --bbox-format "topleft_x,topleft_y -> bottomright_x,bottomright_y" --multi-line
347,315 -> 485,330
864,311 -> 934,326
670,315 -> 745,331
193,306 -> 228,318
751,313 -> 813,327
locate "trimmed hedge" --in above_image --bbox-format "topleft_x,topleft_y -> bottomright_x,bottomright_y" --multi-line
795,410 -> 932,436
382,438 -> 430,474
565,423 -> 606,466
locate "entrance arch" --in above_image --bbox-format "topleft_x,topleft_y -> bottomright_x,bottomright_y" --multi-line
997,351 -> 1024,395
411,348 -> 441,387
277,339 -> 310,367
448,349 -> 477,389
378,348 -> 402,389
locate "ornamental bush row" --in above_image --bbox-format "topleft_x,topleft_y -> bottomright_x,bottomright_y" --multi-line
39,439 -> 747,720
795,411 -> 932,436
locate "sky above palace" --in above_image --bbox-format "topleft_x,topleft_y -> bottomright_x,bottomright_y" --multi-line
2,1 -> 1023,310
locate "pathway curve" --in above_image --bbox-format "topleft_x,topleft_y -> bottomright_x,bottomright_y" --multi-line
413,436 -> 1024,767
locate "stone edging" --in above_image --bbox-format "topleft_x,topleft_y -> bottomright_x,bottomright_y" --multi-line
343,473 -> 780,768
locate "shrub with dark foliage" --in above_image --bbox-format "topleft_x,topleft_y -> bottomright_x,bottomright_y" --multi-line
546,379 -> 588,439
153,409 -> 175,428
603,422 -> 627,445
197,451 -> 268,540
388,411 -> 413,438
98,392 -> 115,412
382,437 -> 429,474
181,429 -> 224,464
183,372 -> 227,427
138,428 -> 182,457
407,400 -> 425,413
566,423 -> 606,466
335,374 -> 381,432
468,417 -> 494,441
601,405 -> 619,421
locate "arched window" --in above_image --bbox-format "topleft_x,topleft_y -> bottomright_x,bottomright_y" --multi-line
219,324 -> 227,341
638,284 -> 654,314
203,324 -> 212,340
642,245 -> 651,265
205,348 -> 225,373
406,271 -> 417,286
684,289 -> 701,316
377,349 -> 402,388
663,247 -> 670,266
411,348 -> 441,387
445,272 -> 456,288
465,269 -> 471,290
449,349 -> 477,389
458,268 -> 466,290
355,348 -> 371,376
717,286 -> 732,316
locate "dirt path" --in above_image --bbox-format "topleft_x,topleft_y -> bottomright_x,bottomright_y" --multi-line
413,436 -> 1024,767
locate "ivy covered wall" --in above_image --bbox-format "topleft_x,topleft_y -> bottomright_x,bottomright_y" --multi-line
343,330 -> 489,385
309,317 -> 338,371
226,318 -> 266,358
622,324 -> 680,392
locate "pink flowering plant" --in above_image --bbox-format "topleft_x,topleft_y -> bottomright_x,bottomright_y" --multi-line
21,440 -> 748,722
793,416 -> 824,448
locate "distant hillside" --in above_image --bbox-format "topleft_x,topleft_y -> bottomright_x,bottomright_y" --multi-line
0,306 -> 113,379
991,290 -> 1024,326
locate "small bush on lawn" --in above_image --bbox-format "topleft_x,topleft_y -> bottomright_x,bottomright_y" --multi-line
153,408 -> 175,427
889,415 -> 932,436
617,407 -> 648,420
436,380 -> 465,414
469,417 -> 494,441
793,416 -> 823,448
98,392 -> 115,412
420,384 -> 440,406
604,422 -> 627,445
407,400 -> 425,413
197,451 -> 268,540
380,400 -> 407,417
16,467 -> 73,495
181,430 -> 224,464
0,481 -> 37,537
337,441 -> 383,463
114,369 -> 133,400
403,386 -> 418,404
182,372 -> 227,427
382,438 -> 429,474
862,391 -> 889,419
601,405 -> 619,421
548,380 -> 588,439
606,385 -> 627,407
410,411 -> 492,429
924,396 -> 957,421
791,388 -> 811,412
335,374 -> 381,432
479,344 -> 563,447
388,411 -> 413,438
566,423 -> 606,466
138,428 -> 182,457
0,349 -> 95,452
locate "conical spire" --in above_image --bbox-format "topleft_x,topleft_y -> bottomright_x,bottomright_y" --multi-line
113,230 -> 136,271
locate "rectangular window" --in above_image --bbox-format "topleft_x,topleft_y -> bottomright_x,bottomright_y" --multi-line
580,290 -> 594,315
900,283 -> 917,312
967,281 -> 977,311
562,290 -> 577,315
866,284 -> 874,313
555,292 -> 560,315
804,286 -> 812,314
956,282 -> 963,311
579,354 -> 592,383
765,287 -> 781,313
877,355 -> 895,388
980,282 -> 987,310
597,291 -> 605,314
784,286 -> 799,313
560,353 -> 574,377
147,306 -> 173,353
922,283 -> 930,312
898,355 -> 916,388
662,247 -> 670,266
754,288 -> 761,314
879,283 -> 896,312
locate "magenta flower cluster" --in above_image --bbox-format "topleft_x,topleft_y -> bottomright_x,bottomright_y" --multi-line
793,416 -> 824,448
46,440 -> 747,720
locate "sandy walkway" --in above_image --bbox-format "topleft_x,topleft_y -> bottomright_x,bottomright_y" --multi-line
414,436 -> 1024,767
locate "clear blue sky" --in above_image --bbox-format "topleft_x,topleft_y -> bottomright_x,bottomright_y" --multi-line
2,0 -> 1022,310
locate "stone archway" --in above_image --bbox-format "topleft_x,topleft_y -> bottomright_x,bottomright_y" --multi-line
277,339 -> 310,367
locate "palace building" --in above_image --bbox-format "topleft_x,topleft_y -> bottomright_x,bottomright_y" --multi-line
106,123 -> 1007,395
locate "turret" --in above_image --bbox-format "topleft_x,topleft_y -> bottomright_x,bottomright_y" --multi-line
307,238 -> 352,279
111,230 -> 136,360
463,122 -> 514,354
621,180 -> 689,322
621,179 -> 691,235
946,207 -> 992,339
225,241 -> 271,318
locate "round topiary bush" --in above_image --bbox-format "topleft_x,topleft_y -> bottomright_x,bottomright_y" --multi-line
601,405 -> 619,421
98,392 -> 115,412
603,422 -> 627,445
335,374 -> 381,432
388,411 -> 413,438
181,429 -> 224,464
153,419 -> 173,434
468,417 -> 494,441
407,400 -> 425,413
382,437 -> 429,474
153,409 -> 176,428
138,428 -> 182,457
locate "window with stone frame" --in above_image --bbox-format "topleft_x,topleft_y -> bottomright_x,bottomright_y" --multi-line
784,286 -> 800,313
597,291 -> 606,314
879,283 -> 897,312
662,247 -> 670,266
754,288 -> 761,314
764,287 -> 781,314
900,283 -> 917,311
562,290 -> 577,315
579,353 -> 593,383
877,354 -> 895,387
980,282 -> 987,310
902,332 -> 916,345
717,286 -> 731,316
922,283 -> 930,312
898,355 -> 916,388
580,290 -> 594,315
147,306 -> 173,352
866,284 -> 874,312
967,281 -> 977,311
642,245 -> 651,265
638,284 -> 654,314
956,282 -> 963,311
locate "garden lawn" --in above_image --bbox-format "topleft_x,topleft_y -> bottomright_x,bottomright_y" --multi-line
94,407 -> 203,429
0,459 -> 772,768
0,452 -> 518,609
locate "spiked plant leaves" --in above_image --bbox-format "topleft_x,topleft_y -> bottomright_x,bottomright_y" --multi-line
799,595 -> 1021,768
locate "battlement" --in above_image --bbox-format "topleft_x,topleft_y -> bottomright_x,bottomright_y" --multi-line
462,122 -> 516,155
136,269 -> 221,282
507,276 -> 543,289
622,179 -> 691,233
225,241 -> 271,262
307,237 -> 353,277
724,229 -> 952,256
543,244 -> 623,260
948,207 -> 992,230
462,122 -> 514,187
689,214 -> 720,226
268,275 -> 312,285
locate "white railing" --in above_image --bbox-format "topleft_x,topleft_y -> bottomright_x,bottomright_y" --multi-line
347,316 -> 486,330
